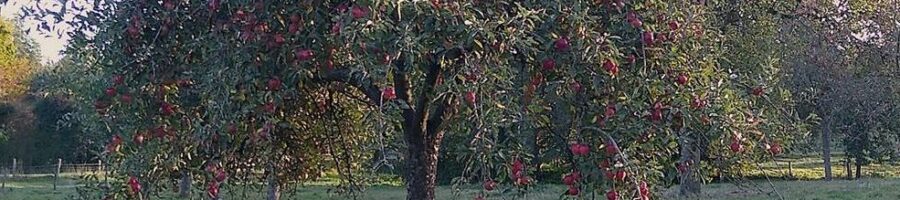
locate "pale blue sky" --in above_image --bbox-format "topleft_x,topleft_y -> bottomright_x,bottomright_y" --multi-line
1,0 -> 69,64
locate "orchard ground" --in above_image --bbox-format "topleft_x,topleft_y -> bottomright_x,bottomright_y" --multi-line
2,155 -> 899,200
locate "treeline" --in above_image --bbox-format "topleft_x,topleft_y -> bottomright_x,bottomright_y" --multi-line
0,17 -> 93,166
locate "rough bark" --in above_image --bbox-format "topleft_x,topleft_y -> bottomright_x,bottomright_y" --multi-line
178,170 -> 191,198
266,162 -> 280,200
679,133 -> 701,196
317,49 -> 460,200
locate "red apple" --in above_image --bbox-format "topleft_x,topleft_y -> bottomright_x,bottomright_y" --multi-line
474,195 -> 484,200
570,81 -> 583,93
751,87 -> 764,96
465,91 -> 477,105
382,87 -> 396,101
177,79 -> 192,87
163,0 -> 175,10
483,179 -> 496,191
264,102 -> 276,113
563,171 -> 580,185
332,22 -> 342,34
650,108 -> 662,122
676,162 -> 688,174
605,104 -> 616,118
290,14 -> 301,23
208,0 -> 220,12
105,87 -> 117,97
642,31 -> 655,46
606,189 -> 618,200
215,169 -> 228,182
128,176 -> 141,194
541,58 -> 556,71
614,170 -> 627,182
113,75 -> 125,85
511,159 -> 525,178
336,3 -> 349,13
160,102 -> 175,116
207,181 -> 219,198
603,59 -> 619,75
566,186 -> 580,196
769,142 -> 783,155
669,20 -> 680,31
295,49 -> 314,61
351,6 -> 369,19
600,159 -> 611,168
289,23 -> 300,34
554,37 -> 570,52
626,54 -> 636,64
649,102 -> 664,121
730,139 -> 743,153
227,123 -> 237,134
639,180 -> 650,195
515,176 -> 530,185
626,12 -> 642,28
605,169 -> 618,180
273,34 -> 285,46
133,133 -> 144,145
605,142 -> 619,156
530,73 -> 544,86
120,94 -> 133,104
676,73 -> 689,85
109,134 -> 122,147
691,96 -> 705,109
570,143 -> 589,156
267,78 -> 282,91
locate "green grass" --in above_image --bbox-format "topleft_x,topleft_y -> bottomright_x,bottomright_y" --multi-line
746,155 -> 900,180
2,156 -> 900,199
3,175 -> 900,200
660,179 -> 900,200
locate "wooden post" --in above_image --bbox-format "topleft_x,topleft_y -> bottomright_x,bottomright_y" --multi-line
54,159 -> 62,190
788,161 -> 794,178
11,158 -> 16,178
2,164 -> 6,190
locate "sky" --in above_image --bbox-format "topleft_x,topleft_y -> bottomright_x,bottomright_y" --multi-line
0,0 -> 69,64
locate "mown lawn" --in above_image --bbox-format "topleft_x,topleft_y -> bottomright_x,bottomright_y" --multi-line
3,176 -> 900,200
2,155 -> 900,200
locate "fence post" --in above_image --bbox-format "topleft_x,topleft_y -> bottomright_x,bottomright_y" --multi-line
787,161 -> 793,178
54,159 -> 62,190
11,158 -> 16,178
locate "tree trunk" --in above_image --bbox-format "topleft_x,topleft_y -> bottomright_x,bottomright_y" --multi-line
844,159 -> 852,180
854,158 -> 862,179
178,170 -> 191,198
678,134 -> 701,196
822,116 -> 833,181
267,162 -> 280,200
404,132 -> 441,200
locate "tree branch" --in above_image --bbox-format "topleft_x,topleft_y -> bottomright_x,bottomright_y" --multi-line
314,68 -> 382,106
425,94 -> 455,141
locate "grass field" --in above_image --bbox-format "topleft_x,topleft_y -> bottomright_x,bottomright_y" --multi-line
1,155 -> 899,199
3,175 -> 900,200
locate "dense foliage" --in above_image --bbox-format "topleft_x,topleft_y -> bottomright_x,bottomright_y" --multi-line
27,0 -> 896,200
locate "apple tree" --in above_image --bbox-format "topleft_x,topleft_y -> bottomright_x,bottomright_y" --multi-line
22,0 -> 805,199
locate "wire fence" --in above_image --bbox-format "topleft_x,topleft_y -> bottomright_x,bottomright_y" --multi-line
1,159 -> 103,178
